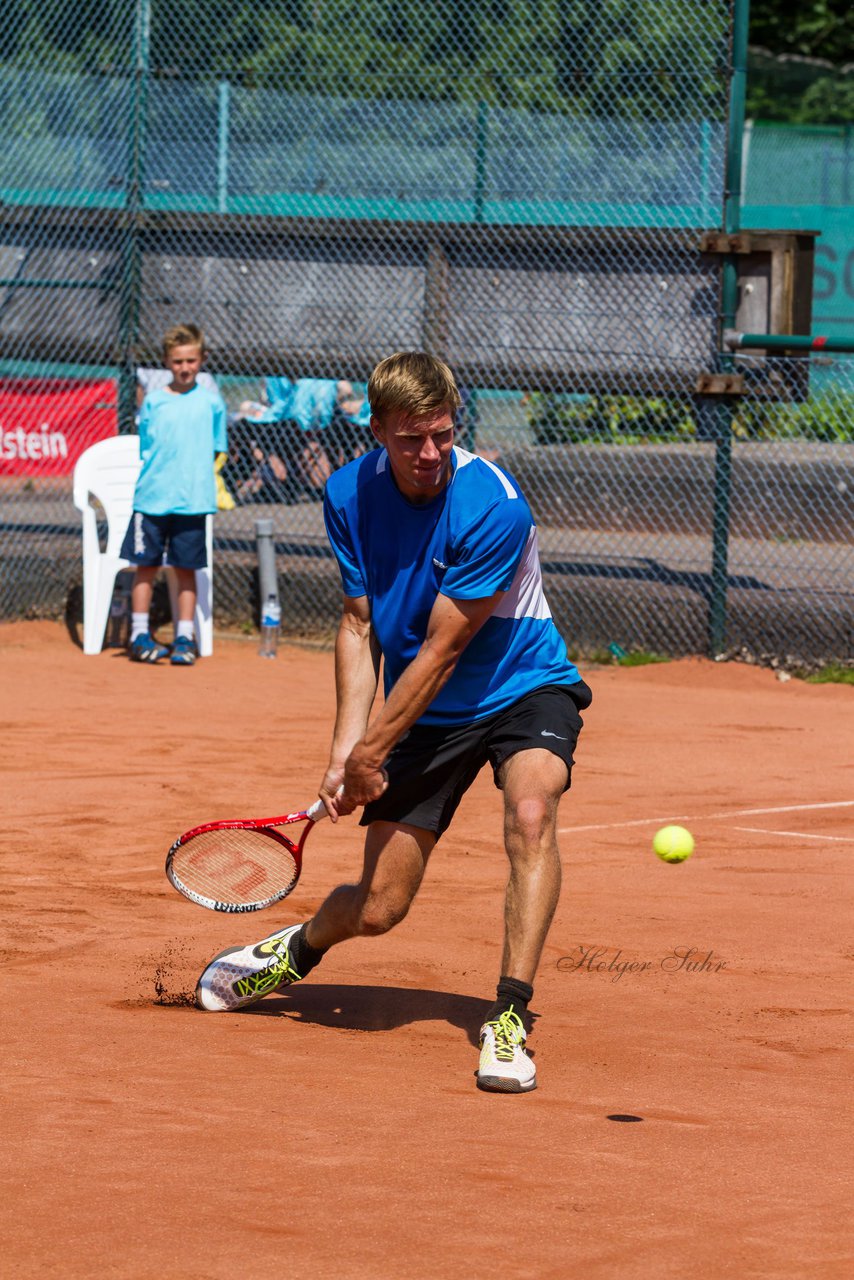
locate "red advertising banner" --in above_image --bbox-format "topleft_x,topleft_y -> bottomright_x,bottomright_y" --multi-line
0,377 -> 118,477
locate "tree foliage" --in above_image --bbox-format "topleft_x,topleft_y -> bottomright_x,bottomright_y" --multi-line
2,2 -> 849,122
2,0 -> 728,118
747,0 -> 853,121
749,0 -> 852,64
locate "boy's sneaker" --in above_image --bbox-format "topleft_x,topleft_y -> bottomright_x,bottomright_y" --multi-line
477,1007 -> 537,1093
129,633 -> 169,663
170,634 -> 197,665
195,923 -> 304,1012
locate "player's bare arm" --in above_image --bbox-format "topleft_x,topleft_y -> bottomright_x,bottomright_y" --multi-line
320,593 -> 381,820
340,588 -> 504,810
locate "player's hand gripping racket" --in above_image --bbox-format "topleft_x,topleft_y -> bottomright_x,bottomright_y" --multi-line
165,799 -> 328,912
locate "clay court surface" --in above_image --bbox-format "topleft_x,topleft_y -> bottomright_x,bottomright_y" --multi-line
1,621 -> 852,1279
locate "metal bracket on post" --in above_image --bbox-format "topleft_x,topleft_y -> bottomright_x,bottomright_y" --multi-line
695,372 -> 745,396
699,231 -> 753,254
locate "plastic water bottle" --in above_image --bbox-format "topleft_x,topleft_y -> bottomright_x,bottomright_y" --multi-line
259,594 -> 281,658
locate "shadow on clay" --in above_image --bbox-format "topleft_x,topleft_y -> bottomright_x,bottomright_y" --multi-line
244,983 -> 519,1048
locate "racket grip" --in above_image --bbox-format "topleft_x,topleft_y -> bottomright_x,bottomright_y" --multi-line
307,786 -> 345,823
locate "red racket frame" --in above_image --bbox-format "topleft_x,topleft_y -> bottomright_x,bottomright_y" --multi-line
165,799 -> 326,912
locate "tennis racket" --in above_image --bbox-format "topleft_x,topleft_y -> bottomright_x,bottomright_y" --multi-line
165,799 -> 328,913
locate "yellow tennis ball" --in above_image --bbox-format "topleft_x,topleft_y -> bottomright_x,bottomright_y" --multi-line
653,825 -> 695,863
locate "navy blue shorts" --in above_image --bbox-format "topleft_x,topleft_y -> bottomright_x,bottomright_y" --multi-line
361,681 -> 592,839
120,512 -> 208,569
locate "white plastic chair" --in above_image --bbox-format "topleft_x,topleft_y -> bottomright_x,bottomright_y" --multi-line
72,435 -> 213,657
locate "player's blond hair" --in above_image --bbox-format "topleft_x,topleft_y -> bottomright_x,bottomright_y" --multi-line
162,323 -> 206,359
368,351 -> 461,422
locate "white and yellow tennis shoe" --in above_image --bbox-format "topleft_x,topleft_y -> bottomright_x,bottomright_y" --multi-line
477,1007 -> 537,1093
195,922 -> 303,1012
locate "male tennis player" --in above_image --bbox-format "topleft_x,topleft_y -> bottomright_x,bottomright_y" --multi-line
196,352 -> 591,1093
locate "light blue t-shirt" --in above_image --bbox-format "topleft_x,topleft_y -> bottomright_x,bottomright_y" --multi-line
261,377 -> 339,431
257,377 -> 370,429
323,446 -> 580,725
134,384 -> 228,515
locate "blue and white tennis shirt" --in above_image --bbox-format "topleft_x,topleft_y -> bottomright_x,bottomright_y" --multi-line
323,446 -> 581,725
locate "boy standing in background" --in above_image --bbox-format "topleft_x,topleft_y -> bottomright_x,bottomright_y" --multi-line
120,323 -> 227,666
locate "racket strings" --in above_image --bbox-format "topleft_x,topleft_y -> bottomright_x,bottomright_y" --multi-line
172,827 -> 299,906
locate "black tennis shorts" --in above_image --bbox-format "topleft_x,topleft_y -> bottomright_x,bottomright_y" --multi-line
361,680 -> 592,839
119,512 -> 208,569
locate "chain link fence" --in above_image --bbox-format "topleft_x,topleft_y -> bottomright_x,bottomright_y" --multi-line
517,353 -> 854,665
743,121 -> 853,207
1,2 -> 851,667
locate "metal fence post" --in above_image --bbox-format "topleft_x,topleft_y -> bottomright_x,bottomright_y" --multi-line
709,0 -> 750,656
218,79 -> 230,213
117,0 -> 151,434
474,100 -> 488,223
709,399 -> 734,655
254,518 -> 279,607
700,119 -> 713,224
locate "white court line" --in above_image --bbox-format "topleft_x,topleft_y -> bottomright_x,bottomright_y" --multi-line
558,815 -> 693,834
732,826 -> 854,844
558,799 -> 854,835
728,801 -> 854,817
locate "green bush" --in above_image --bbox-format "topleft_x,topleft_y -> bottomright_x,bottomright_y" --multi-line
732,391 -> 854,444
527,388 -> 854,446
527,393 -> 696,446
